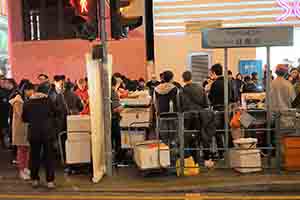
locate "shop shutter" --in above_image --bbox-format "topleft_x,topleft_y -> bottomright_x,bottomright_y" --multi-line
190,54 -> 209,85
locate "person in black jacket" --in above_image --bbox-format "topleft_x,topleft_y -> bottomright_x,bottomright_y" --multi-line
63,82 -> 83,115
208,64 -> 235,159
154,70 -> 179,159
48,75 -> 68,137
0,79 -> 11,149
22,83 -> 56,189
208,64 -> 235,110
181,71 -> 215,167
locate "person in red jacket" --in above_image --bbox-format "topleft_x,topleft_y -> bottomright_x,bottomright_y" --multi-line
75,78 -> 90,115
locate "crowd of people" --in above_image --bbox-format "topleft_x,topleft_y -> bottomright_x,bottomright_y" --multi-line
0,74 -> 90,188
1,62 -> 299,188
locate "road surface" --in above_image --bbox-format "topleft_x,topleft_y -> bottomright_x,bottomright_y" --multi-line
0,193 -> 300,200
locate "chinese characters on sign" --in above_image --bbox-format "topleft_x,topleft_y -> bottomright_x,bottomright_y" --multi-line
202,27 -> 294,48
277,0 -> 300,21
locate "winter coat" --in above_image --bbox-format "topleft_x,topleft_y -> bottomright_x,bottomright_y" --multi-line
0,87 -> 11,128
154,82 -> 179,114
242,82 -> 258,93
208,76 -> 235,111
75,88 -> 90,115
146,80 -> 160,96
9,95 -> 28,146
181,83 -> 207,112
48,88 -> 68,133
64,90 -> 83,115
22,93 -> 56,141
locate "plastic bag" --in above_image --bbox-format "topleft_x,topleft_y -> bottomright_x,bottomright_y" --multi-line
176,157 -> 200,176
230,111 -> 241,128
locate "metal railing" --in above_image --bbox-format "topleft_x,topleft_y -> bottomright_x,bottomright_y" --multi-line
113,108 -> 300,176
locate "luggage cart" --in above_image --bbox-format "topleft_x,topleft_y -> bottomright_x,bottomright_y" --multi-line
132,114 -> 179,176
119,95 -> 152,167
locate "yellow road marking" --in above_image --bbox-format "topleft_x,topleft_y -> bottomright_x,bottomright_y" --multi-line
0,194 -> 185,200
195,196 -> 300,200
0,194 -> 300,200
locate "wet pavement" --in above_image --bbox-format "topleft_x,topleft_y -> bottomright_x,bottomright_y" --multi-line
1,148 -> 300,194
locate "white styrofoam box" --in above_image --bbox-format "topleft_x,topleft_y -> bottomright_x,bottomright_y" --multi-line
68,132 -> 91,142
120,108 -> 151,128
229,149 -> 262,173
233,138 -> 258,149
66,139 -> 91,164
120,92 -> 151,106
134,140 -> 170,170
67,115 -> 91,132
121,130 -> 146,149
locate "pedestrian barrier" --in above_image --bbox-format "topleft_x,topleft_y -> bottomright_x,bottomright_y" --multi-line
75,107 -> 300,177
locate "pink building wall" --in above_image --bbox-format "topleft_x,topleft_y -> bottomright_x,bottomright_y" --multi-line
11,38 -> 146,82
8,0 -> 146,82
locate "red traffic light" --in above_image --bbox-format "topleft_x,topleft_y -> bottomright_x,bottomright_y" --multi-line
80,0 -> 88,14
70,0 -> 89,15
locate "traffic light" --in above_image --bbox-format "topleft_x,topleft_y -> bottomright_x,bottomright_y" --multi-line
69,0 -> 98,41
110,0 -> 143,40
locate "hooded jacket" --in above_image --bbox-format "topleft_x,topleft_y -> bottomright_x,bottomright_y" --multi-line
154,82 -> 179,114
22,93 -> 56,141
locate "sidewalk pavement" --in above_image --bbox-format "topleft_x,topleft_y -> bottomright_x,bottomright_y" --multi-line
1,165 -> 300,193
1,150 -> 300,194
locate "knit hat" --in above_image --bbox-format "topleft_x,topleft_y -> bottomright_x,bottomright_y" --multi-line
275,64 -> 289,76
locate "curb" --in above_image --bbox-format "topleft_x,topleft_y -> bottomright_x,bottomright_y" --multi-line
57,181 -> 300,193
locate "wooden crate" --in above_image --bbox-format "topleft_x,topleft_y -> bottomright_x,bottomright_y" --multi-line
282,136 -> 300,171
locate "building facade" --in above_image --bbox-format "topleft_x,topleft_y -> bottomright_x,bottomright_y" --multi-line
153,0 -> 300,81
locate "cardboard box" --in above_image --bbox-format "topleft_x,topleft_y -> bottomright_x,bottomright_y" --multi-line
134,141 -> 170,170
66,138 -> 91,164
120,91 -> 151,106
229,149 -> 262,173
120,108 -> 151,128
67,115 -> 91,132
121,130 -> 146,149
68,132 -> 91,142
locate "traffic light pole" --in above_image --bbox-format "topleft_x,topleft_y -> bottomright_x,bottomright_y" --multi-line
97,0 -> 113,177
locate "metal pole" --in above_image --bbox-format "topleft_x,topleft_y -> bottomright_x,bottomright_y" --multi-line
266,46 -> 272,168
179,113 -> 185,176
275,113 -> 282,174
98,0 -> 112,176
224,48 -> 229,166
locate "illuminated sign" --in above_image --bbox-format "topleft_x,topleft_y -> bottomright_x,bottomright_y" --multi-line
202,27 -> 294,48
277,0 -> 300,21
80,0 -> 88,14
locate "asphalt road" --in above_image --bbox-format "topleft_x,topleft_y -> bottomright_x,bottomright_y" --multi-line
1,193 -> 300,200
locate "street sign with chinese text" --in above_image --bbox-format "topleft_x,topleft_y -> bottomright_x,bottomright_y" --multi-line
202,26 -> 294,49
